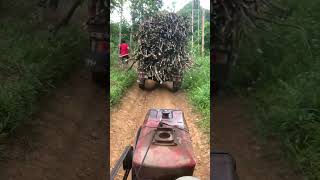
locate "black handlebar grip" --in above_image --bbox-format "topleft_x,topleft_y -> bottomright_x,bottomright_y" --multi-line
211,152 -> 239,180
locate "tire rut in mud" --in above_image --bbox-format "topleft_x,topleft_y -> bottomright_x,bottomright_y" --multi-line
110,81 -> 210,180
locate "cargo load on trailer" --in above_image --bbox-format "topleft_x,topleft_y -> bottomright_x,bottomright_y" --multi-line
133,12 -> 192,91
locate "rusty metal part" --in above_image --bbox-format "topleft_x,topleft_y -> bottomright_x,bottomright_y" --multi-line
132,109 -> 196,180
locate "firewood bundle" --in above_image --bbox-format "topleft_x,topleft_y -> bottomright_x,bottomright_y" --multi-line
133,12 -> 192,83
212,0 -> 284,50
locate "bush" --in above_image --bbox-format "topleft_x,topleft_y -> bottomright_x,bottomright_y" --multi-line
230,1 -> 320,178
183,55 -> 210,133
0,20 -> 86,134
110,48 -> 136,106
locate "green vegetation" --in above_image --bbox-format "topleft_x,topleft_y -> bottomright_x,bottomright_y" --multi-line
177,0 -> 210,54
110,0 -> 210,133
179,0 -> 210,133
0,18 -> 86,134
110,57 -> 136,106
110,20 -> 136,107
184,54 -> 210,133
230,1 -> 320,178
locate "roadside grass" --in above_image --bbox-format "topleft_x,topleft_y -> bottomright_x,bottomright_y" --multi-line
0,19 -> 86,135
110,51 -> 136,107
252,69 -> 320,179
230,1 -> 320,178
183,55 -> 210,134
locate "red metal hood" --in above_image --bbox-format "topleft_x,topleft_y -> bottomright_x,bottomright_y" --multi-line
132,109 -> 197,179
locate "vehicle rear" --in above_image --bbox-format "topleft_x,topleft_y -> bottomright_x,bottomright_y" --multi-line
137,69 -> 183,92
87,13 -> 108,87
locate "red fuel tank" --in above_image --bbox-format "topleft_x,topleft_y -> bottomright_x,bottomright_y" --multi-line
132,109 -> 196,180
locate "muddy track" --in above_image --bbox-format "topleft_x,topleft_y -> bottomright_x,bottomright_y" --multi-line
110,81 -> 210,180
0,68 -> 107,180
213,95 -> 303,180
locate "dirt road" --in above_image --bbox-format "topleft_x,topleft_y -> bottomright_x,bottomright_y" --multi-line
110,81 -> 210,179
0,68 -> 107,180
213,94 -> 303,180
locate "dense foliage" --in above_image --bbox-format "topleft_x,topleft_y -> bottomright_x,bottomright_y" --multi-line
183,53 -> 210,133
230,1 -> 320,179
0,19 -> 86,134
177,0 -> 210,53
110,42 -> 136,107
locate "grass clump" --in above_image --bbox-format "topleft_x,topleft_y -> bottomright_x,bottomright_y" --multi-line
0,19 -> 86,134
230,0 -> 320,178
110,50 -> 136,106
183,55 -> 210,133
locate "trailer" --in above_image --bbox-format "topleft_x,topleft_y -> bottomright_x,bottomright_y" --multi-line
86,8 -> 108,87
137,70 -> 183,92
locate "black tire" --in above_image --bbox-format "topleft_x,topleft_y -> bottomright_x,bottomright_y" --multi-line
172,81 -> 181,92
138,80 -> 145,90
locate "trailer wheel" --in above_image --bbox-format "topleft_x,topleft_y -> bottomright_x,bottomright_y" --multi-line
172,81 -> 181,92
138,79 -> 145,90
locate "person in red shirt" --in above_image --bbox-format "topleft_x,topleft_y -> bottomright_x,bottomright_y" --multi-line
119,39 -> 129,65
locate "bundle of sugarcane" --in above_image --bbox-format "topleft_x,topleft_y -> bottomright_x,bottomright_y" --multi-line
132,12 -> 192,83
212,0 -> 286,51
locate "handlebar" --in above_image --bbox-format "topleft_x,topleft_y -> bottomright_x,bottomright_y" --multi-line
211,151 -> 239,180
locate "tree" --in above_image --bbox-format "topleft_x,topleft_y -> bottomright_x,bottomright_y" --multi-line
191,0 -> 194,50
197,0 -> 200,50
172,0 -> 176,12
177,1 -> 209,22
111,0 -> 120,11
130,0 -> 163,27
201,7 -> 204,56
118,0 -> 123,46
177,0 -> 209,52
129,0 -> 163,50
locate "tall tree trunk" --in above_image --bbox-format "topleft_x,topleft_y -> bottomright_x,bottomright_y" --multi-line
201,7 -> 205,57
197,0 -> 200,52
191,0 -> 194,50
118,0 -> 123,47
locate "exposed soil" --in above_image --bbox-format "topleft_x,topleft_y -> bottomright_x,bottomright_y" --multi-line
0,68 -> 108,180
213,94 -> 303,180
110,81 -> 210,180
